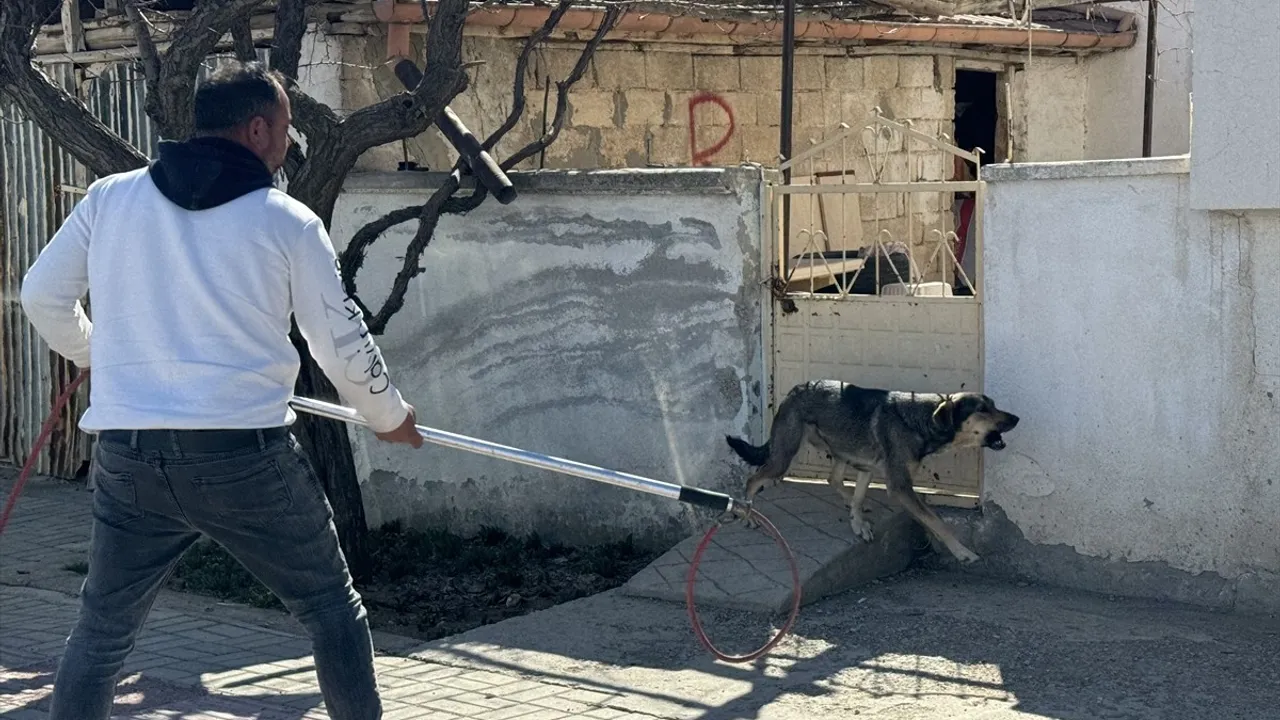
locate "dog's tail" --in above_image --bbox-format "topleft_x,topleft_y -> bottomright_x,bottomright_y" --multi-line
725,435 -> 770,466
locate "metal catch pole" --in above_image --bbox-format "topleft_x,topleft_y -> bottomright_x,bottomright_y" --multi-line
289,396 -> 740,515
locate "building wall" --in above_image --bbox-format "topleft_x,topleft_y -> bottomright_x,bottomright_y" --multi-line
343,36 -> 967,174
978,157 -> 1280,613
341,35 -> 1109,284
1190,0 -> 1280,210
1009,56 -> 1088,162
337,28 -> 1182,173
327,167 -> 766,548
998,1 -> 1194,164
1083,0 -> 1194,160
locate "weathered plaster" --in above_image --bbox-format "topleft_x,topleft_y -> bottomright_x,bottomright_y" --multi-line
1190,0 -> 1280,210
1083,0 -> 1193,160
979,157 -> 1280,613
328,167 -> 766,547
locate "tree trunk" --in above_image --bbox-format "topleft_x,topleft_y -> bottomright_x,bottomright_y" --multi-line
286,173 -> 380,585
289,326 -> 372,583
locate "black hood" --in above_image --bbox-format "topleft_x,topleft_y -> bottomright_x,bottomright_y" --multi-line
148,136 -> 275,211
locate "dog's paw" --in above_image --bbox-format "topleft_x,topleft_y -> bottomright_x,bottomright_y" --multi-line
849,516 -> 875,543
954,547 -> 980,565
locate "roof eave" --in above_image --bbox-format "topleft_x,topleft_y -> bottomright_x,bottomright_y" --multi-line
30,3 -> 1137,63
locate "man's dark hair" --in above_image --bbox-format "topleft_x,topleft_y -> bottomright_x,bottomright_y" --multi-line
193,61 -> 287,134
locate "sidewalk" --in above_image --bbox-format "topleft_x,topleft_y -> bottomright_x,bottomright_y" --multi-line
1,584 -> 637,719
4,474 -> 1280,719
0,478 -> 651,719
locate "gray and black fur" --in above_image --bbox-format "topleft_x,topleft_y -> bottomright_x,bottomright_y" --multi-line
726,380 -> 1020,564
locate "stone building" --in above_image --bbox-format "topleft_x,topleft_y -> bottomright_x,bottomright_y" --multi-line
31,2 -> 1188,176
327,1 -> 1167,175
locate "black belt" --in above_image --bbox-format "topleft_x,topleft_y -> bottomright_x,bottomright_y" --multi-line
97,427 -> 289,453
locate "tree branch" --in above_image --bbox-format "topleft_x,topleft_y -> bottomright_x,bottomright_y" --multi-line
149,0 -> 269,139
231,16 -> 257,63
501,4 -> 623,171
0,0 -> 60,48
286,0 -> 471,225
339,0 -> 470,157
124,1 -> 171,133
482,0 -> 574,152
339,2 -> 625,334
274,72 -> 340,150
270,0 -> 310,80
366,169 -> 465,335
124,2 -> 162,90
283,142 -> 307,178
0,0 -> 148,177
339,203 -> 422,298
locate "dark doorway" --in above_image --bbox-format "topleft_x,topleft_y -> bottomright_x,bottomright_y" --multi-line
950,69 -> 1002,297
954,69 -> 999,171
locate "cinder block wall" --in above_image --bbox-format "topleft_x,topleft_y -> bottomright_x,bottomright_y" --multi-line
343,36 -> 976,282
346,37 -> 956,175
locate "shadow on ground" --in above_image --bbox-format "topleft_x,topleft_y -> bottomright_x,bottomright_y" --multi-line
398,564 -> 1280,720
0,659 -> 323,720
6,474 -> 1280,719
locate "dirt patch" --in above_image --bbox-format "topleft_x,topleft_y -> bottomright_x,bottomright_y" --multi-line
161,522 -> 660,642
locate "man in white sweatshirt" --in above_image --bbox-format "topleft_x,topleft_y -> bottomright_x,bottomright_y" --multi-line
20,60 -> 420,719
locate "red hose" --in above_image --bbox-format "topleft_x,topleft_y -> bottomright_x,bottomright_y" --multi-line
3,369 -> 803,663
0,370 -> 88,538
685,507 -> 803,663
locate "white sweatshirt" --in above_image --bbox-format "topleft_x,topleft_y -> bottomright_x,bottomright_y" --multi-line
19,167 -> 412,434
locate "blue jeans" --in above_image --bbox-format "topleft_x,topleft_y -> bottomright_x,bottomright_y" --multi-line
49,427 -> 382,719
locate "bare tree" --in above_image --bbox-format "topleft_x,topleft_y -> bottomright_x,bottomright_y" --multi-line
341,0 -> 621,332
0,0 -> 621,580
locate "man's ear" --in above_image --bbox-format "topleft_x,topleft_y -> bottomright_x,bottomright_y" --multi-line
932,395 -> 955,430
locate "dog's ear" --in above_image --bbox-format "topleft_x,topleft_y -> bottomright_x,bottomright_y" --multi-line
932,396 -> 955,430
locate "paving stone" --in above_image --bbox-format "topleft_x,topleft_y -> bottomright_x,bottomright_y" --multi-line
0,577 -> 662,720
17,465 -> 1274,720
530,694 -> 598,714
382,681 -> 459,702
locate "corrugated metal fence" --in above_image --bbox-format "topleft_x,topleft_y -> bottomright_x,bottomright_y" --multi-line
1,53 -> 261,477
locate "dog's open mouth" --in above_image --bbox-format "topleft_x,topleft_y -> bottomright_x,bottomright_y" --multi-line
984,432 -> 1006,450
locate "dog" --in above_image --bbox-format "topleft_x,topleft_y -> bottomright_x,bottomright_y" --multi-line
725,379 -> 1019,564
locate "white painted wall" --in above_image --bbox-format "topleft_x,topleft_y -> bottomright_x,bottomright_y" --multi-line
1083,0 -> 1193,160
1190,0 -> 1280,210
1004,1 -> 1193,163
295,29 -> 345,112
983,157 -> 1280,586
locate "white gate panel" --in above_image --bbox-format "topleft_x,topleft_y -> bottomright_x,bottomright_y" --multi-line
772,296 -> 983,500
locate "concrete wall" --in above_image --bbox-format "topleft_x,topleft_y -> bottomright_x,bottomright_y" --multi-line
978,156 -> 1280,613
327,167 -> 766,548
1190,0 -> 1280,210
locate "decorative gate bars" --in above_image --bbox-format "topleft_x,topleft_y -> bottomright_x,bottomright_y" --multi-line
765,110 -> 986,506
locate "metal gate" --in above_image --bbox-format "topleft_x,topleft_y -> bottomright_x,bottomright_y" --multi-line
764,111 -> 986,506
